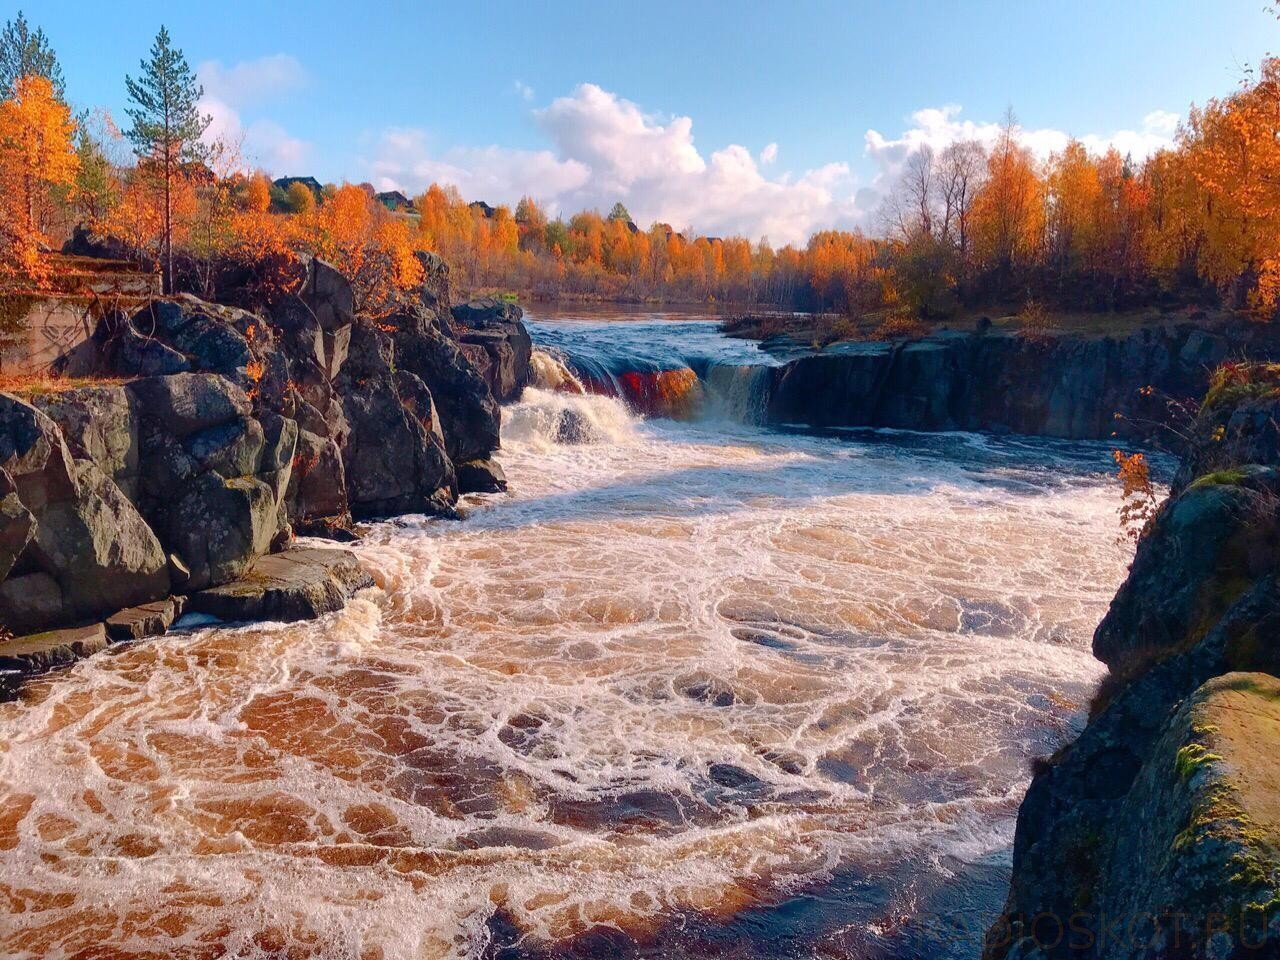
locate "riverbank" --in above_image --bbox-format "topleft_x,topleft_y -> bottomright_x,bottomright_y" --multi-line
0,254 -> 533,680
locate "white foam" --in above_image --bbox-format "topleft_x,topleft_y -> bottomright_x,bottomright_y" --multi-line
0,391 -> 1142,957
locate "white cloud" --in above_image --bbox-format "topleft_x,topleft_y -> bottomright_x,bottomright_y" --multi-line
199,54 -> 307,106
366,84 -> 868,244
864,104 -> 1179,182
513,80 -> 535,102
197,55 -> 311,175
363,86 -> 1181,245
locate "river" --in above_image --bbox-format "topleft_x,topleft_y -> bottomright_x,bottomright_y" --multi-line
0,307 -> 1140,959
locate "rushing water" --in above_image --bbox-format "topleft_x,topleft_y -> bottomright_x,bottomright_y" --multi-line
0,309 -> 1140,959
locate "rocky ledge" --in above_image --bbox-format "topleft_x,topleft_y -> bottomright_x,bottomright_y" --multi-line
749,322 -> 1280,444
986,367 -> 1280,959
0,253 -> 531,683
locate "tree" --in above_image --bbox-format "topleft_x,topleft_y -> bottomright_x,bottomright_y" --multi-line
124,26 -> 210,293
607,201 -> 633,223
286,180 -> 316,215
0,75 -> 77,282
0,11 -> 64,99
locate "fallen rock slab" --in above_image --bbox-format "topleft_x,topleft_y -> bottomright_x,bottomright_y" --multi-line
186,547 -> 373,623
105,596 -> 186,642
0,623 -> 108,673
457,458 -> 507,494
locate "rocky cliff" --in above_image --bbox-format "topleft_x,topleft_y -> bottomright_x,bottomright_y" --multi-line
755,323 -> 1280,444
986,365 -> 1280,959
0,254 -> 532,675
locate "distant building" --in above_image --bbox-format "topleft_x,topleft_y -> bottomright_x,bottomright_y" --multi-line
469,200 -> 497,219
375,190 -> 416,213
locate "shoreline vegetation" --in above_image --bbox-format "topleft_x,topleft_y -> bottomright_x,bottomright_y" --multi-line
0,15 -> 1275,344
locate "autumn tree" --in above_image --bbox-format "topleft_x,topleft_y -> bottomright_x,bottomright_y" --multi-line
0,11 -> 64,99
124,26 -> 211,293
0,75 -> 77,282
972,110 -> 1045,293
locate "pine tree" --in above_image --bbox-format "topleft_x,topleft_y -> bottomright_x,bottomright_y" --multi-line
607,201 -> 632,223
124,26 -> 210,293
0,11 -> 64,99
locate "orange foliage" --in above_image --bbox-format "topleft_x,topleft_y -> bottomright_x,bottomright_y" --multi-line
1113,450 -> 1159,544
0,75 -> 78,284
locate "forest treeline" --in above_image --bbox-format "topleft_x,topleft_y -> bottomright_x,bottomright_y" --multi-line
1,12 -> 1277,321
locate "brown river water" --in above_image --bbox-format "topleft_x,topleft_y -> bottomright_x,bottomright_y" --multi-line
0,311 -> 1140,959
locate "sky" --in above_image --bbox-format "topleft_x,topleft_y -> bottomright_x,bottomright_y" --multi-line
16,0 -> 1280,244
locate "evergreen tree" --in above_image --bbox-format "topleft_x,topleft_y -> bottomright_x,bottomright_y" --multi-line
0,11 -> 65,99
124,26 -> 210,293
608,201 -> 632,223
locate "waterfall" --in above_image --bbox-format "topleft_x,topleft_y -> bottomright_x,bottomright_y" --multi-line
704,363 -> 775,425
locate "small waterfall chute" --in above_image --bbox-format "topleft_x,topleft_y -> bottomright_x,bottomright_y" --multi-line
502,387 -> 638,451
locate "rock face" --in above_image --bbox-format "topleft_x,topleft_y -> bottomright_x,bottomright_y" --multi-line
988,369 -> 1280,959
451,297 -> 534,405
0,251 -> 527,650
758,324 -> 1280,443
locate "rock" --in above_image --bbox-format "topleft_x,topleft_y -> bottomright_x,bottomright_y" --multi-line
0,572 -> 63,634
186,546 -> 373,622
1093,466 -> 1280,675
339,369 -> 455,519
287,428 -> 349,522
391,325 -> 501,464
336,326 -> 457,519
105,596 -> 185,642
301,257 -> 356,332
0,472 -> 34,582
271,295 -> 326,371
323,324 -> 352,380
33,386 -> 141,497
0,394 -> 170,630
167,472 -> 280,591
186,417 -> 266,479
456,458 -> 507,494
127,373 -> 251,438
105,322 -> 191,377
0,623 -> 108,673
167,552 -> 190,586
451,298 -> 533,403
27,459 -> 171,619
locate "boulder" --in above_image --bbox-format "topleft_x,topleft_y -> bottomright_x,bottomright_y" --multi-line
105,322 -> 191,377
33,385 -> 141,498
0,394 -> 170,630
105,596 -> 185,642
451,298 -> 533,403
287,428 -> 349,523
166,472 -> 280,591
0,623 -> 109,674
0,469 -> 34,582
391,325 -> 501,464
1093,466 -> 1280,675
127,373 -> 251,438
186,546 -> 373,622
0,572 -> 63,634
457,458 -> 507,494
300,257 -> 356,332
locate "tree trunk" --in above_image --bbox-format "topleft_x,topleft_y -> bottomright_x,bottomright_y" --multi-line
163,156 -> 173,295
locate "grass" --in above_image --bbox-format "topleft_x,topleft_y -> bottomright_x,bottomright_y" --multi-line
0,372 -> 132,397
1203,362 -> 1280,412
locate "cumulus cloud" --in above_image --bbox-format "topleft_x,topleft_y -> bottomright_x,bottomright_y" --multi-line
198,54 -> 311,175
366,84 -> 869,244
864,105 -> 1180,182
363,85 -> 1181,244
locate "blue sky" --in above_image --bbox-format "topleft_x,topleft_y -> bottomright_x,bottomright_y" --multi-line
15,0 -> 1279,242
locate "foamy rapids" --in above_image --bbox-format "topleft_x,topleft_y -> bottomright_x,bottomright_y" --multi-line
0,326 -> 1140,959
